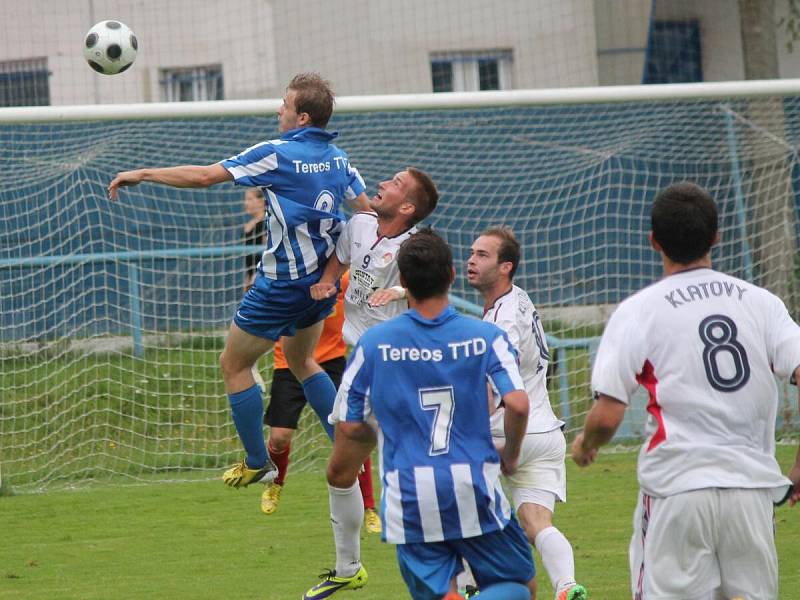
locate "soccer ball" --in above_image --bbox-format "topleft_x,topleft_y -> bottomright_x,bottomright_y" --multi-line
83,20 -> 138,75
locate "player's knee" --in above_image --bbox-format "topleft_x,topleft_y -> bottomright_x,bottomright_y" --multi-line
326,461 -> 358,489
269,429 -> 293,450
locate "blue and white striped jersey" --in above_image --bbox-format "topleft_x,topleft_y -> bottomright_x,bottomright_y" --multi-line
335,305 -> 525,545
221,127 -> 366,280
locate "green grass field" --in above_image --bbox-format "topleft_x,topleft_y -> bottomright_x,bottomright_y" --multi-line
1,446 -> 797,600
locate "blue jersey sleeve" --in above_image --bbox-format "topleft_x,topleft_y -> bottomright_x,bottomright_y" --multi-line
486,331 -> 525,397
345,163 -> 367,201
220,141 -> 279,187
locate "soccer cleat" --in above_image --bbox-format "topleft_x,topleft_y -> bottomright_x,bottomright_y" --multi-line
222,458 -> 277,488
464,584 -> 480,598
261,482 -> 283,515
556,583 -> 587,600
363,508 -> 382,534
303,565 -> 368,599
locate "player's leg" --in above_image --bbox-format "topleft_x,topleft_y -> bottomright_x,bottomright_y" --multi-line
304,422 -> 375,599
359,455 -> 382,533
716,487 -> 778,600
395,541 -> 461,600
509,430 -> 584,600
457,519 -> 535,600
629,489 -> 721,599
283,320 -> 336,440
219,322 -> 276,485
261,366 -> 308,513
322,356 -> 381,533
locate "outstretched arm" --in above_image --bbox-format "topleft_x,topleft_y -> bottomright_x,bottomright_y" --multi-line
572,393 -> 627,467
108,163 -> 232,199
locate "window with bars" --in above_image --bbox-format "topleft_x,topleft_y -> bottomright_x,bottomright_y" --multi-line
0,58 -> 50,107
430,50 -> 512,93
160,65 -> 224,102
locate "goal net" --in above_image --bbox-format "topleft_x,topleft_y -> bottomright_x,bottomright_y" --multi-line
2,82 -> 800,491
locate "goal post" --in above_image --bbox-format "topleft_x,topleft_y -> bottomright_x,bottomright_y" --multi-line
2,79 -> 799,491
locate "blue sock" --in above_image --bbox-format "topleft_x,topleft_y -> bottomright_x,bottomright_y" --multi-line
228,384 -> 267,468
477,582 -> 530,600
301,371 -> 335,441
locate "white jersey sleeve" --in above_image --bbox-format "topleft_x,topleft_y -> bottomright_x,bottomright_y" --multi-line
765,294 -> 800,378
335,212 -> 365,266
591,299 -> 647,405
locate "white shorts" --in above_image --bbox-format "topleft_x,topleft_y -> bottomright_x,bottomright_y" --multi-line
629,487 -> 778,600
501,428 -> 567,510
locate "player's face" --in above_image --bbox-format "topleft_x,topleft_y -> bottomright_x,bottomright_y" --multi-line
370,171 -> 416,219
467,235 -> 505,290
277,89 -> 302,133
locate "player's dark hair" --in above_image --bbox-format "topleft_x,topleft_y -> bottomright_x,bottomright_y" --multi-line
651,182 -> 718,264
481,225 -> 521,279
397,228 -> 453,300
405,167 -> 439,225
288,73 -> 335,128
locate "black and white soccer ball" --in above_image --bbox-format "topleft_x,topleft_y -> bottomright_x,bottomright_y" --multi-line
83,20 -> 138,75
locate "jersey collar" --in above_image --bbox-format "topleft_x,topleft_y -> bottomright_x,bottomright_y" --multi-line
405,304 -> 459,326
280,126 -> 338,142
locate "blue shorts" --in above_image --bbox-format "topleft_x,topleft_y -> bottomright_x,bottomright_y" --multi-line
233,270 -> 337,341
396,518 -> 535,600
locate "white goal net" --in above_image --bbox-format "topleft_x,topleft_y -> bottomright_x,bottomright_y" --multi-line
2,81 -> 800,491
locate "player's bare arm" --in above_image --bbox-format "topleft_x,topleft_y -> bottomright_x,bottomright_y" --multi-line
499,389 -> 529,475
789,366 -> 800,507
108,163 -> 231,199
310,252 -> 347,300
572,393 -> 627,467
347,191 -> 371,213
367,286 -> 406,307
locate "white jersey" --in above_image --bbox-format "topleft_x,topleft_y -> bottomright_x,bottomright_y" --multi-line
592,267 -> 800,497
484,285 -> 564,435
336,212 -> 415,345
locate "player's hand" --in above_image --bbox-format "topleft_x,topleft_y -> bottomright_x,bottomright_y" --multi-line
310,281 -> 337,301
571,433 -> 597,467
368,287 -> 404,307
500,452 -> 519,476
496,443 -> 519,475
788,464 -> 800,507
108,170 -> 144,200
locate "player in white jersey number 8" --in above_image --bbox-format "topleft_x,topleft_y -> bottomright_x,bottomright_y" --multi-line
573,182 -> 800,600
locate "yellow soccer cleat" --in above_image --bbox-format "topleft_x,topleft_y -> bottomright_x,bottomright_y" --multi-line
261,482 -> 283,515
363,508 -> 382,534
222,459 -> 277,488
303,565 -> 368,599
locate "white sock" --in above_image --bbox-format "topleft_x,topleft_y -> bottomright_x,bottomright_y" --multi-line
534,526 -> 576,592
456,560 -> 477,591
328,481 -> 364,577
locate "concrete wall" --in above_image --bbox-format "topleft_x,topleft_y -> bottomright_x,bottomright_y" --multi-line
0,0 -> 598,106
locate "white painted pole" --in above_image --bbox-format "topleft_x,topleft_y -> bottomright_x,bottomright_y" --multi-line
3,79 -> 800,123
